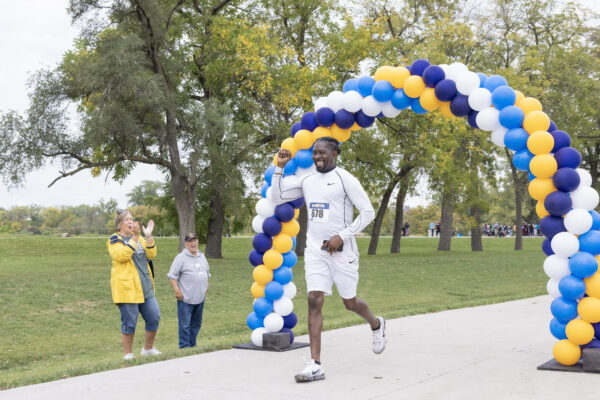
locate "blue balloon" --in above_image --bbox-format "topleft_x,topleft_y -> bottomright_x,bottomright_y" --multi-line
261,183 -> 269,198
264,281 -> 284,301
390,89 -> 411,110
512,149 -> 534,171
262,216 -> 282,237
411,98 -> 428,114
569,252 -> 598,278
590,210 -> 600,230
559,275 -> 586,300
504,128 -> 528,151
282,250 -> 298,267
264,165 -> 276,185
248,249 -> 264,266
357,76 -> 376,97
450,95 -> 471,117
290,122 -> 302,137
584,338 -> 600,349
422,65 -> 445,87
252,233 -> 272,253
467,110 -> 478,128
253,297 -> 273,317
283,312 -> 298,329
434,79 -> 458,102
372,80 -> 395,102
292,236 -> 296,250
542,237 -> 554,256
273,266 -> 293,285
491,86 -> 516,109
552,167 -> 580,192
555,147 -> 582,169
247,312 -> 264,330
410,59 -> 431,76
550,130 -> 571,153
355,110 -> 376,128
283,159 -> 297,176
343,78 -> 359,93
288,197 -> 305,209
595,322 -> 600,339
540,216 -> 566,239
315,107 -> 335,127
528,172 -> 536,181
550,297 -> 578,323
579,230 -> 600,255
483,75 -> 508,92
476,72 -> 487,87
294,149 -> 313,169
499,106 -> 525,129
550,318 -> 567,340
544,191 -> 572,217
279,327 -> 295,344
548,120 -> 557,132
300,112 -> 318,132
275,203 -> 295,222
334,109 -> 355,129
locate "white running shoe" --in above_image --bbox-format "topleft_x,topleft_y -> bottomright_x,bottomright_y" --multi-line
294,359 -> 325,383
123,353 -> 135,360
140,347 -> 162,357
372,316 -> 386,354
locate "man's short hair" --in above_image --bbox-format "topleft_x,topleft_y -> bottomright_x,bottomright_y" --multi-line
314,137 -> 341,154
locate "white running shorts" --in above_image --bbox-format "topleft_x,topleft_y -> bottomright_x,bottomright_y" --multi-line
304,246 -> 359,299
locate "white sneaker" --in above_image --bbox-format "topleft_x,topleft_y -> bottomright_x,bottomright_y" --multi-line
123,353 -> 135,360
140,347 -> 162,357
294,359 -> 325,383
372,316 -> 386,354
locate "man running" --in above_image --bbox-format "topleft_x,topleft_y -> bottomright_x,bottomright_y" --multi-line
271,137 -> 386,383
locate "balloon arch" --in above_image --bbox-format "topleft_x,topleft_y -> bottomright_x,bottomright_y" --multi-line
246,59 -> 600,367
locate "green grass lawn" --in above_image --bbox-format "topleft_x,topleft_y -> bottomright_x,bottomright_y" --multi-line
0,236 -> 547,389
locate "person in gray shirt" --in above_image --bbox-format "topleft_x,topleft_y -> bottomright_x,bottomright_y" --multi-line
167,233 -> 210,348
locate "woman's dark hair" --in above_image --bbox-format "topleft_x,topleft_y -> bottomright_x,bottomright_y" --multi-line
314,137 -> 341,154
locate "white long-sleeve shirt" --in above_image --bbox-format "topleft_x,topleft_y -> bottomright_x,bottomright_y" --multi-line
271,166 -> 375,255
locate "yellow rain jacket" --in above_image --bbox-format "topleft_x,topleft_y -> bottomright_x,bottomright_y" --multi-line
106,234 -> 157,304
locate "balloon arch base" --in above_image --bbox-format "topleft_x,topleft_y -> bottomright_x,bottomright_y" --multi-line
538,348 -> 600,373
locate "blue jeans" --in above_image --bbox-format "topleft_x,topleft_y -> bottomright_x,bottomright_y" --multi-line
118,296 -> 160,334
177,300 -> 205,348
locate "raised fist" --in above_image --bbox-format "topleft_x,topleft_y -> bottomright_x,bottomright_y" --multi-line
277,149 -> 292,168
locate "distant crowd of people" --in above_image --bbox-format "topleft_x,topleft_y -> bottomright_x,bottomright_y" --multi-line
482,223 -> 541,237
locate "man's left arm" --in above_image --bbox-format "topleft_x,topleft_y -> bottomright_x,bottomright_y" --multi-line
338,175 -> 375,241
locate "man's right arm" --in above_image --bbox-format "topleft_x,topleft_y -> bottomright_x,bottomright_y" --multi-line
270,149 -> 304,204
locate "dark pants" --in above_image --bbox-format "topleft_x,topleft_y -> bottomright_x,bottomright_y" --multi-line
177,300 -> 204,348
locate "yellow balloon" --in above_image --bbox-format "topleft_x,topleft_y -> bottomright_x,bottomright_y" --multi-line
419,88 -> 440,111
281,137 -> 298,156
273,153 -> 278,166
294,129 -> 314,150
529,154 -> 558,179
523,111 -> 550,134
439,101 -> 454,118
350,122 -> 361,131
517,97 -> 543,115
528,178 -> 556,201
403,75 -> 425,98
527,131 -> 554,155
578,297 -> 600,323
312,126 -> 331,140
585,270 -> 600,297
514,90 -> 525,105
294,208 -> 300,219
251,282 -> 265,298
374,66 -> 394,82
281,219 -> 300,237
553,339 -> 581,366
253,265 -> 274,285
331,124 -> 351,143
536,200 -> 549,219
263,249 -> 283,270
272,233 -> 293,253
565,319 -> 594,345
389,66 -> 410,88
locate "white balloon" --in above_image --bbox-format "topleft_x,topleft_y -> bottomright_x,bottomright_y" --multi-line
273,297 -> 293,316
283,282 -> 297,299
252,215 -> 266,233
564,208 -> 593,235
455,71 -> 480,95
491,127 -> 508,147
251,327 -> 268,347
468,88 -> 492,111
327,91 -> 345,112
314,97 -> 328,111
577,168 -> 592,187
342,90 -> 364,113
571,186 -> 600,211
543,255 -> 571,280
263,312 -> 284,333
547,278 -> 561,298
446,62 -> 469,81
551,232 -> 580,258
476,107 -> 501,131
255,198 -> 276,217
438,64 -> 449,74
361,95 -> 384,117
381,101 -> 402,118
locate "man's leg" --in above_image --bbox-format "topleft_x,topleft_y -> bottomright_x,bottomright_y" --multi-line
308,291 -> 325,362
341,297 -> 379,330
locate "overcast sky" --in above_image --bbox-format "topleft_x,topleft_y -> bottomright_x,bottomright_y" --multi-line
0,0 -> 597,209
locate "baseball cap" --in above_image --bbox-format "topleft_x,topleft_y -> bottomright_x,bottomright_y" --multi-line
184,233 -> 198,242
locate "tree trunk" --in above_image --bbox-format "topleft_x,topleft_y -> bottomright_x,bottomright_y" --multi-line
368,179 -> 397,255
295,205 -> 308,257
391,177 -> 409,253
437,184 -> 455,251
471,203 -> 482,251
205,189 -> 225,258
505,148 -> 523,251
170,173 -> 197,252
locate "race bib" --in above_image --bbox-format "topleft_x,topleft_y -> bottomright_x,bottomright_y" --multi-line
309,202 -> 330,223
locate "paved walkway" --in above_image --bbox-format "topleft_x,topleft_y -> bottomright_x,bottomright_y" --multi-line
3,296 -> 600,400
